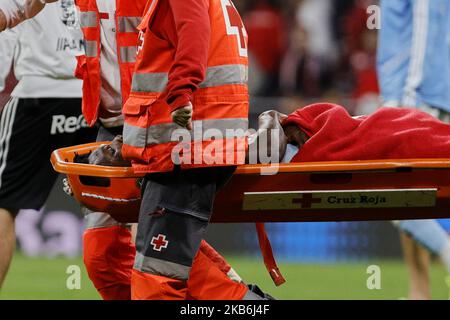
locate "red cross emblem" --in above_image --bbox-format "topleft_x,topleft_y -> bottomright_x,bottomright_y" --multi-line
150,234 -> 169,252
292,194 -> 322,209
221,0 -> 248,57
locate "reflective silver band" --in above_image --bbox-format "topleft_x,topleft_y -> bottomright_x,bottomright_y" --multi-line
79,11 -> 97,28
132,72 -> 168,93
85,40 -> 98,57
242,290 -> 264,300
120,46 -> 137,63
117,16 -> 142,33
123,118 -> 248,148
84,212 -> 121,229
134,252 -> 191,281
131,64 -> 248,93
199,64 -> 248,88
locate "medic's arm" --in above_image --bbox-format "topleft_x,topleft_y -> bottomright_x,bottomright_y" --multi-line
165,0 -> 211,112
0,0 -> 56,32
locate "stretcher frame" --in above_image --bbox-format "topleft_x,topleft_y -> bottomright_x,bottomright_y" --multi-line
51,142 -> 450,286
51,142 -> 450,223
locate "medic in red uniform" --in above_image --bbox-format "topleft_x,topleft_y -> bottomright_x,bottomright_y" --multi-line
122,0 -> 261,299
76,0 -> 256,300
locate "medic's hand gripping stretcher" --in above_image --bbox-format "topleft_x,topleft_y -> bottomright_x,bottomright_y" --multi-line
51,142 -> 450,285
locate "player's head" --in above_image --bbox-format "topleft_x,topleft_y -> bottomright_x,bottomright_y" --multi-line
257,109 -> 309,148
88,135 -> 131,167
283,124 -> 309,148
74,135 -> 131,167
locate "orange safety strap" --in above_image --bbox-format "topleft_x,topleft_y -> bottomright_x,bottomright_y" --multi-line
255,222 -> 286,286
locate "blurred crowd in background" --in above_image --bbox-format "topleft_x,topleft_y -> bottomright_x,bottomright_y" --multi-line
236,0 -> 379,118
0,0 -> 380,119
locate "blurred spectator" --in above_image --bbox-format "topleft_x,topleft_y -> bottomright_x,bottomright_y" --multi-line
244,0 -> 287,96
343,1 -> 380,114
278,0 -> 338,99
279,40 -> 334,98
332,0 -> 358,43
349,29 -> 380,115
296,0 -> 336,63
237,0 -> 381,108
343,0 -> 377,55
279,24 -> 324,97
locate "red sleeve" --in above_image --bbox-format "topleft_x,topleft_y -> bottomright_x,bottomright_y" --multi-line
165,0 -> 211,112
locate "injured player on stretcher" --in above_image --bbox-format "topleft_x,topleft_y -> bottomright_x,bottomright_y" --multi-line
80,102 -> 450,168
74,102 -> 450,299
75,103 -> 450,197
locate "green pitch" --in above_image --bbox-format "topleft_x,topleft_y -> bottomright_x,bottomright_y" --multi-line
1,254 -> 449,300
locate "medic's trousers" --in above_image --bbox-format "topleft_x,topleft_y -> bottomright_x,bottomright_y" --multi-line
131,167 -> 251,300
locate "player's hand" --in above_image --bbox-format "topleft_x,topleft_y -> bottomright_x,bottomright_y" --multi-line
278,112 -> 288,124
171,102 -> 193,130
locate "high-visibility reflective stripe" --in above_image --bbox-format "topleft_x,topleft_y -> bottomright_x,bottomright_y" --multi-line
134,252 -> 191,280
243,290 -> 264,300
120,46 -> 137,63
80,13 -> 140,32
123,118 -> 248,148
131,64 -> 248,93
79,11 -> 97,28
117,16 -> 142,33
85,40 -> 98,57
199,64 -> 248,88
85,212 -> 121,229
132,72 -> 168,93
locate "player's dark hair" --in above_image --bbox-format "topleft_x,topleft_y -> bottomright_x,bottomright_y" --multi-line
73,152 -> 91,164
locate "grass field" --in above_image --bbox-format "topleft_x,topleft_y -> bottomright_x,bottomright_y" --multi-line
1,254 -> 449,300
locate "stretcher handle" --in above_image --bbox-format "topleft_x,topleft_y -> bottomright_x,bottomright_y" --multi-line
52,142 -> 450,177
236,159 -> 450,175
50,142 -> 145,178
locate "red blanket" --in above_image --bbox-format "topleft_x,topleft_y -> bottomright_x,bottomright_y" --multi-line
283,103 -> 450,162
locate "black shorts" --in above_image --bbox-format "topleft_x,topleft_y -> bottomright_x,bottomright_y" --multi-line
0,97 -> 97,210
134,166 -> 235,280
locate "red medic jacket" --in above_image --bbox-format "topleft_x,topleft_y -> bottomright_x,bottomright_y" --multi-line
122,0 -> 250,173
74,0 -> 147,126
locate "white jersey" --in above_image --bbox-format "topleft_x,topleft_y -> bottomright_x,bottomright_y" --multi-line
95,0 -> 123,127
0,0 -> 83,98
